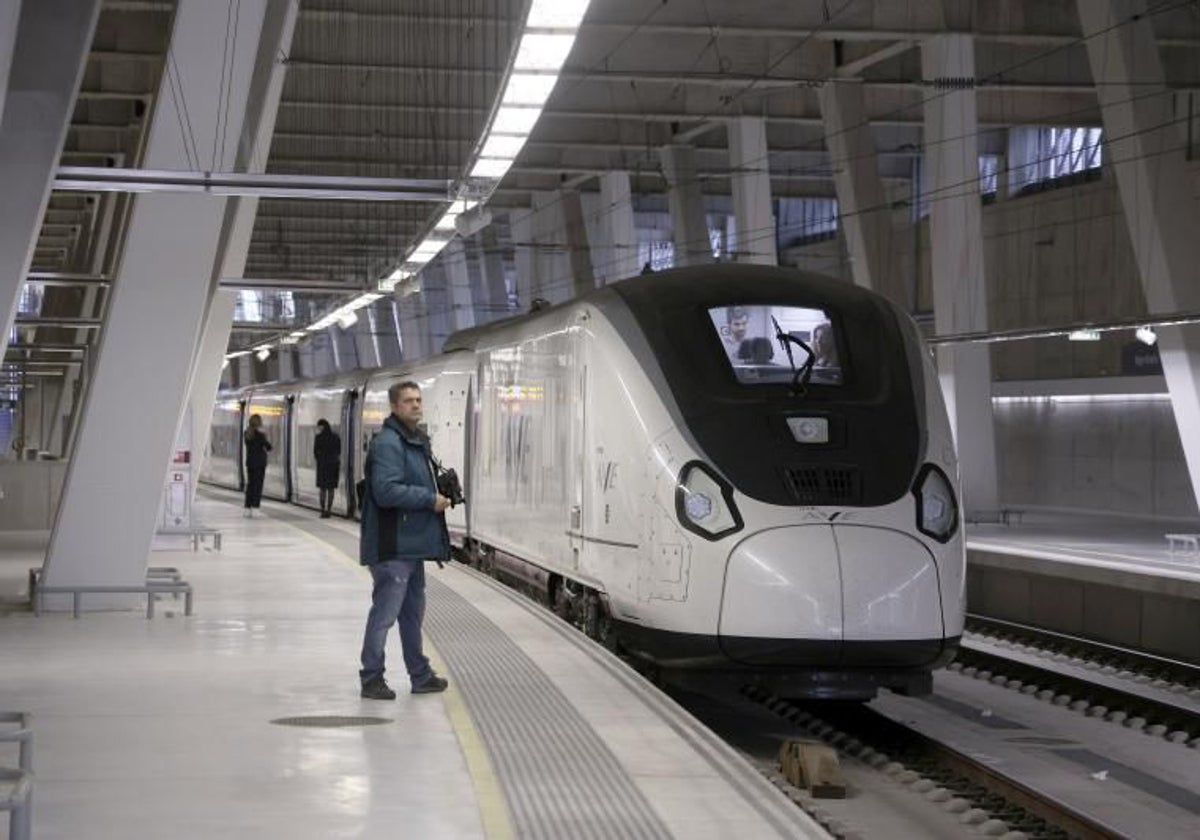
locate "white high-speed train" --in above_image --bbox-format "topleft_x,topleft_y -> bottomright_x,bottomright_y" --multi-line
203,265 -> 964,699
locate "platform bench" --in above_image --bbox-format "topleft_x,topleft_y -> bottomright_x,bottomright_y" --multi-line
1,711 -> 32,840
156,525 -> 222,552
1164,533 -> 1200,556
28,568 -> 194,619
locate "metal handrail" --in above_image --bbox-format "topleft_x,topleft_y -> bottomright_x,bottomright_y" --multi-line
1,712 -> 33,840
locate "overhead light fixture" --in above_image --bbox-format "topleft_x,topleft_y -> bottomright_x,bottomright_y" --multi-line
455,206 -> 493,238
470,157 -> 515,179
1135,326 -> 1157,346
502,73 -> 560,107
526,0 -> 591,28
491,105 -> 543,135
1067,329 -> 1101,342
480,134 -> 527,159
255,347 -> 271,361
514,33 -> 578,71
337,311 -> 358,329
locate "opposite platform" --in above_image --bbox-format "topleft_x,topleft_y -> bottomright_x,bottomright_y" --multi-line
0,491 -> 825,839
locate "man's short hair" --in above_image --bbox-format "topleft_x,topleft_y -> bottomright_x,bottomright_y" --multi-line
388,380 -> 421,405
726,305 -> 748,324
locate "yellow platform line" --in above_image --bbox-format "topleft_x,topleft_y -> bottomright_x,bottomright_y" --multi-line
273,512 -> 515,840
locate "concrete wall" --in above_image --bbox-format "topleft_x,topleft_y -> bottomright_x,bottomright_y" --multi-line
995,394 -> 1198,518
0,460 -> 68,530
784,166 -> 1200,519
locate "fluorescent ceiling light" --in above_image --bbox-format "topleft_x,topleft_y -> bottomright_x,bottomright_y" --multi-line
526,0 -> 591,29
480,134 -> 527,159
471,157 -> 515,179
1135,326 -> 1157,346
492,105 -> 543,134
1067,329 -> 1101,341
337,311 -> 358,329
411,240 -> 447,259
433,213 -> 458,232
255,347 -> 271,361
514,33 -> 577,71
502,73 -> 560,107
289,330 -> 306,338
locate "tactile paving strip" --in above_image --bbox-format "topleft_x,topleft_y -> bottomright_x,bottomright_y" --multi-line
426,577 -> 672,840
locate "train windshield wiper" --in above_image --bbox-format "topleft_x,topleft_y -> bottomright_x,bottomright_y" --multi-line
772,316 -> 815,397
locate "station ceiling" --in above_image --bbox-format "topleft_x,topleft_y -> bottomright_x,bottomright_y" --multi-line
21,0 -> 1200,352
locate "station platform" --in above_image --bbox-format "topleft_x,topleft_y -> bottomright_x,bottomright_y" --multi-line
965,510 -> 1200,664
0,492 -> 824,840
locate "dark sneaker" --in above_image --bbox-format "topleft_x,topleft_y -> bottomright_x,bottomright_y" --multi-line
411,674 -> 448,694
360,678 -> 396,700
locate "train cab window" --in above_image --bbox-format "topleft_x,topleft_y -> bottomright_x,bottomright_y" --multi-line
707,305 -> 843,386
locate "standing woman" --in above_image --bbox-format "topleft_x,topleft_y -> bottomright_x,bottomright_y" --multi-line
243,414 -> 272,517
313,418 -> 341,518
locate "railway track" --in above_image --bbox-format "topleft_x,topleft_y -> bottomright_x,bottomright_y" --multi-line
745,687 -> 1128,840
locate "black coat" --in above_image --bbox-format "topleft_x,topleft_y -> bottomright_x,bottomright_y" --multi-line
244,429 -> 271,471
314,428 -> 341,489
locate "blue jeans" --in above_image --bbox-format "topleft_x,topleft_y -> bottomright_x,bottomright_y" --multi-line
359,559 -> 432,687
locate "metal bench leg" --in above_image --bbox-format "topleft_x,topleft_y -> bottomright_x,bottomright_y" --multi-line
185,588 -> 194,616
147,593 -> 155,619
72,592 -> 81,619
11,798 -> 31,840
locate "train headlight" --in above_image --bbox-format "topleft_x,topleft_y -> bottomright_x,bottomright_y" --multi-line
675,461 -> 743,540
913,464 -> 959,543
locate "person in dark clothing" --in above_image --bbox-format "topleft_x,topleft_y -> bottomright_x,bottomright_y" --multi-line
313,418 -> 341,518
243,413 -> 272,517
358,381 -> 451,700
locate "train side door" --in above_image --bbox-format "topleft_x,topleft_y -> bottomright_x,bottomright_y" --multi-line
567,323 -> 587,573
341,389 -> 357,517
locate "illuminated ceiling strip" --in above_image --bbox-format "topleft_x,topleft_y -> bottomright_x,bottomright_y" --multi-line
927,309 -> 1200,345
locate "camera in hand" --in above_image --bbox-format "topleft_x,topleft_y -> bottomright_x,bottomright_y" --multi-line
436,466 -> 465,508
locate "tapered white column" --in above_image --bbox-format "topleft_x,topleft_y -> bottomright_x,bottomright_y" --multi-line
1078,0 -> 1200,512
444,239 -> 476,331
818,79 -> 902,305
921,34 -> 1000,516
728,117 -> 777,265
46,0 -> 286,592
0,0 -> 100,358
597,172 -> 638,283
660,144 -> 714,267
479,227 -> 510,319
561,189 -> 595,298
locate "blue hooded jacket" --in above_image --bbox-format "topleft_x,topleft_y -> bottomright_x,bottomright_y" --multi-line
359,414 -> 450,565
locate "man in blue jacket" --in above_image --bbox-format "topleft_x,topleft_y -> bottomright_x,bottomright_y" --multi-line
359,380 -> 451,699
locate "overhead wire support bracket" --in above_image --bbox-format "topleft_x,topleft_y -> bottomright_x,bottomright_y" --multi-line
53,167 -> 456,202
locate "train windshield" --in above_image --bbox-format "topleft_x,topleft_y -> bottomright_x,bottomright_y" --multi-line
707,305 -> 843,386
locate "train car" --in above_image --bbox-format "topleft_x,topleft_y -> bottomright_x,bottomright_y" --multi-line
205,264 -> 963,699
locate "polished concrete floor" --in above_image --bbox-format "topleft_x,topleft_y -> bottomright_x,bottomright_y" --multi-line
0,493 -> 822,839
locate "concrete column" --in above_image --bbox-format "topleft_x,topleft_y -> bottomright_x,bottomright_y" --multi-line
479,226 -> 510,318
0,0 -> 23,139
531,191 -> 570,304
727,117 -> 777,265
818,80 -> 903,305
597,171 -> 639,283
1078,0 -> 1200,511
351,314 -> 378,369
396,291 -> 431,361
0,0 -> 101,358
45,0 -> 284,593
510,207 -> 535,310
921,34 -> 1000,516
560,189 -> 596,298
659,144 -> 714,267
444,239 -> 476,331
185,289 -> 235,509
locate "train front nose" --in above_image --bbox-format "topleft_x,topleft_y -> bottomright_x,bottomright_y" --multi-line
717,525 -> 945,666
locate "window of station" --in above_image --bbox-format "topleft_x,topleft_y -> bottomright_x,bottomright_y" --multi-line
708,305 -> 843,386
